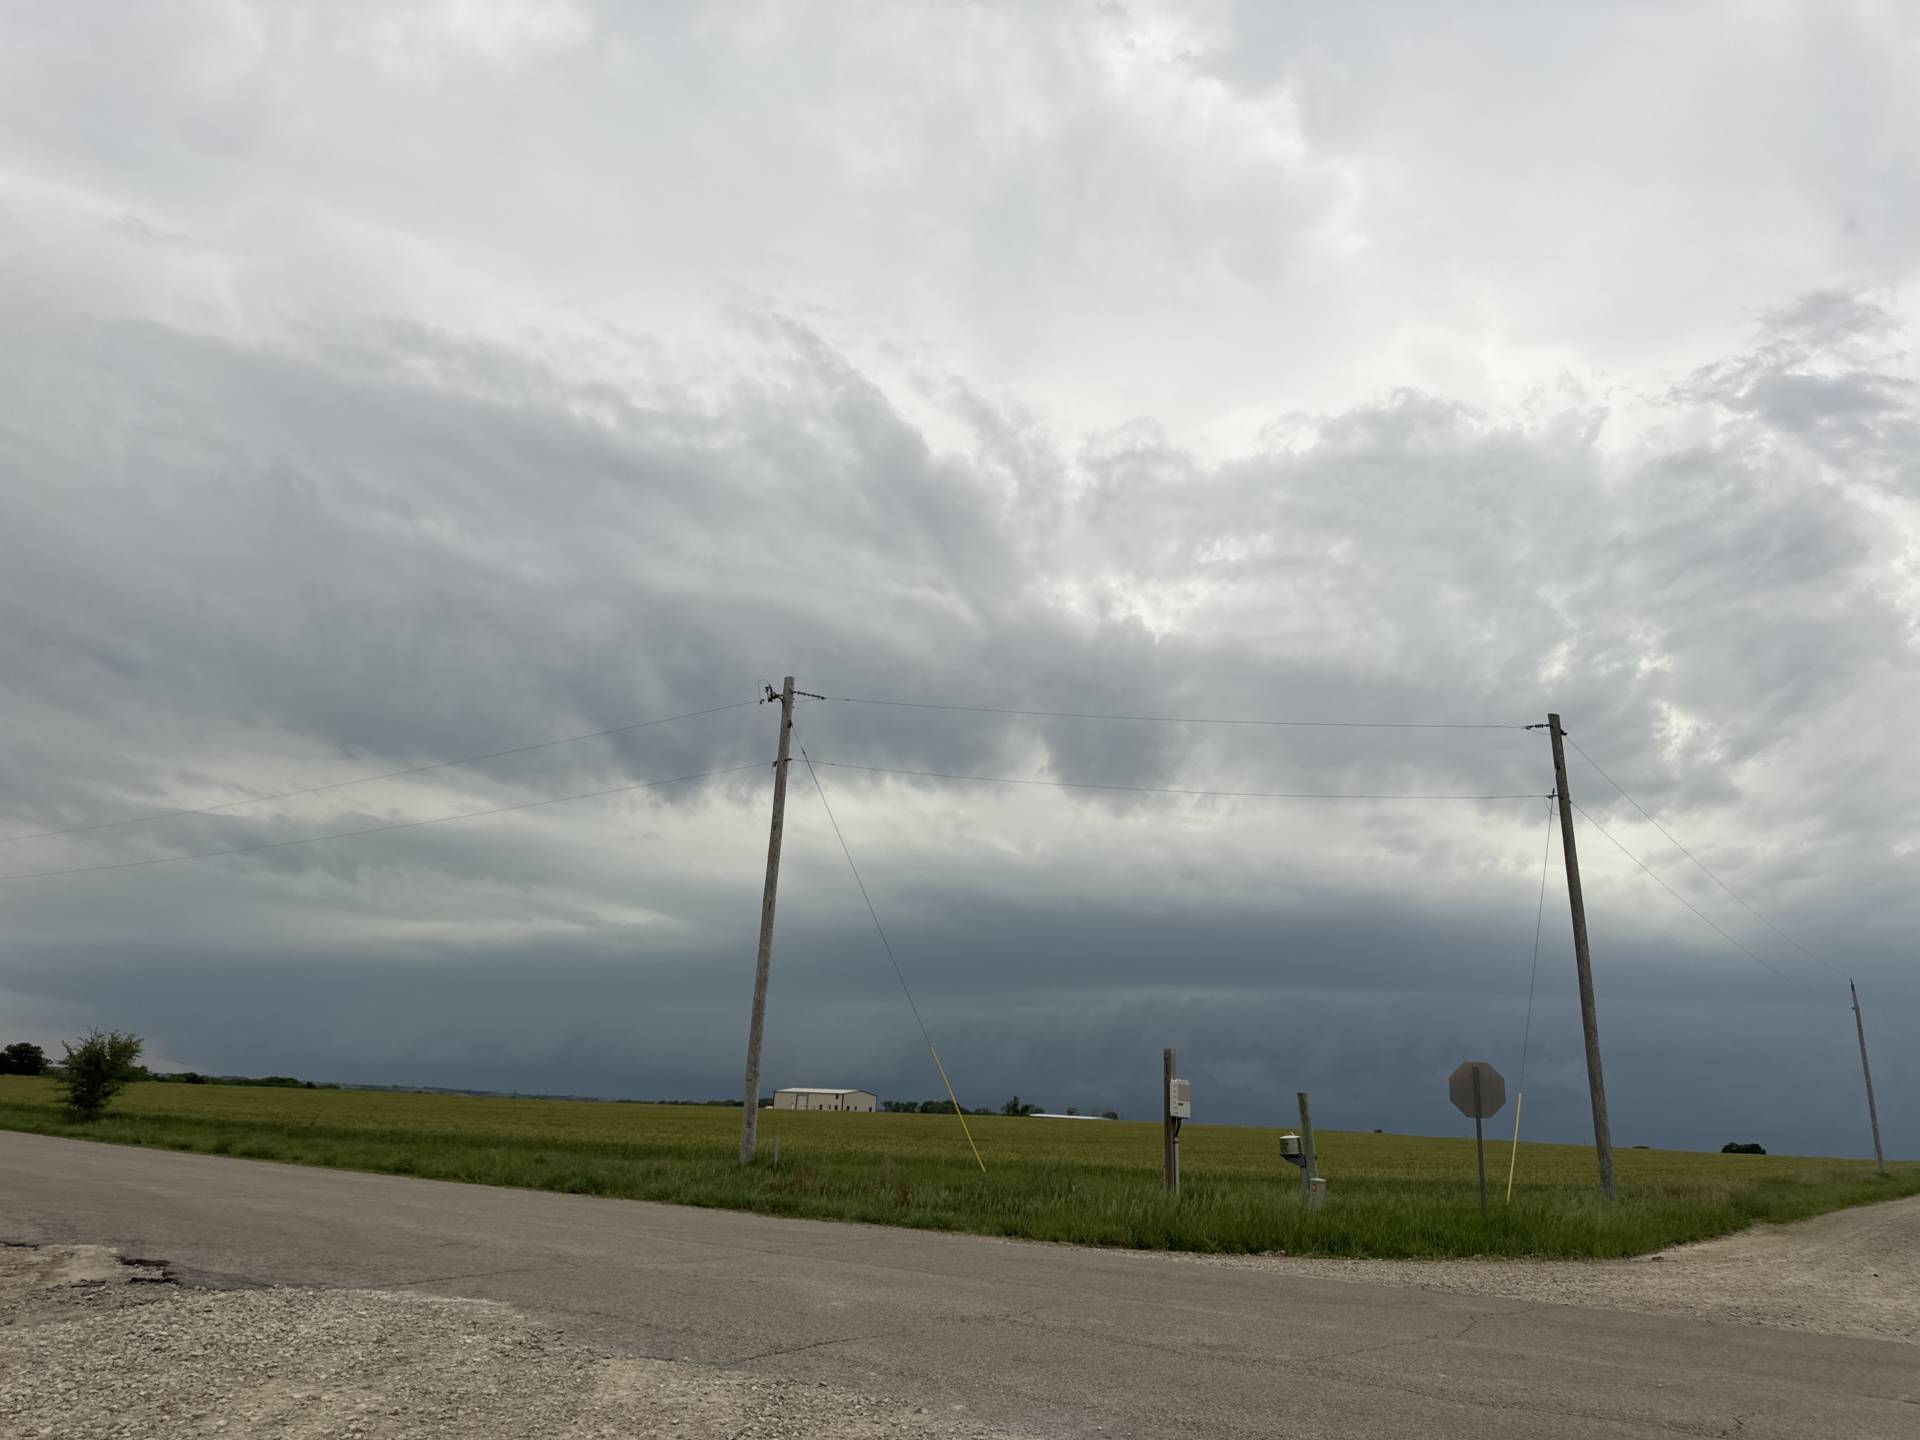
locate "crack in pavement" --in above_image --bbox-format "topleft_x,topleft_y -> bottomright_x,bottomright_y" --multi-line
1290,1362 -> 1759,1440
381,1265 -> 544,1289
726,1299 -> 1062,1366
728,1325 -> 916,1366
1289,1301 -> 1557,1367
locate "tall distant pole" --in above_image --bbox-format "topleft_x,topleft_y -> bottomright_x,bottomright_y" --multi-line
1850,980 -> 1887,1176
739,676 -> 795,1165
1547,713 -> 1616,1201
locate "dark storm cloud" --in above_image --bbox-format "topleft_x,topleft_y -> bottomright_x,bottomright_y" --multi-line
3,282 -> 1914,1158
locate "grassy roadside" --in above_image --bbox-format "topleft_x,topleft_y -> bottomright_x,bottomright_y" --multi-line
2,1077 -> 1912,1258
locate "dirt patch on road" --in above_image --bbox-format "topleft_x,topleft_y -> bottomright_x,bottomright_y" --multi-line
0,1247 -> 1023,1439
1176,1194 -> 1920,1343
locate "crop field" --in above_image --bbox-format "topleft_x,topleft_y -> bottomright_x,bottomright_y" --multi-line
2,1077 -> 1912,1258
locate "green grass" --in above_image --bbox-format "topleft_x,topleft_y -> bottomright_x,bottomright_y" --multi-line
2,1077 -> 1912,1258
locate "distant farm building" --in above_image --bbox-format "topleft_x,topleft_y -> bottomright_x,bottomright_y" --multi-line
773,1087 -> 877,1113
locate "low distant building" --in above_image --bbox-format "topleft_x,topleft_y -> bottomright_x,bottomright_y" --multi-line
772,1086 -> 877,1113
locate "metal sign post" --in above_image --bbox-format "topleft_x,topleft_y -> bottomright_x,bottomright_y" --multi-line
1449,1060 -> 1507,1216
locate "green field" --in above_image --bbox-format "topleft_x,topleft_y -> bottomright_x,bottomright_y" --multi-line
2,1077 -> 1912,1258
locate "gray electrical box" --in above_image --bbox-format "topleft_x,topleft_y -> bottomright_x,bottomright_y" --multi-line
1168,1078 -> 1191,1119
1278,1132 -> 1302,1159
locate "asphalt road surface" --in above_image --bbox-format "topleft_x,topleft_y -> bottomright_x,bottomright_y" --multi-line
3,1132 -> 1914,1438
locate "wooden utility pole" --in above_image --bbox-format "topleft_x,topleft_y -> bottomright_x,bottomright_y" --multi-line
1850,980 -> 1887,1176
1162,1047 -> 1177,1195
1547,713 -> 1617,1201
738,676 -> 795,1165
1296,1092 -> 1318,1207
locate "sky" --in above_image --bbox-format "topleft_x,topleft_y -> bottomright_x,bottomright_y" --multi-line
1,0 -> 1916,1159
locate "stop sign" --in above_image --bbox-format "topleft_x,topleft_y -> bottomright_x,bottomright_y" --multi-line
1449,1060 -> 1506,1119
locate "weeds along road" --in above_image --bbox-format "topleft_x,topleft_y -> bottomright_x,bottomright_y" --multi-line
2,1131 -> 1914,1439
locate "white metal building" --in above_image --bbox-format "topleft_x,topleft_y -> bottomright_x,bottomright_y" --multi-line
772,1086 -> 877,1112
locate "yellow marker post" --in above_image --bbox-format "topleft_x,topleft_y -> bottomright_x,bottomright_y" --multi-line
929,1044 -> 987,1172
1505,1091 -> 1525,1202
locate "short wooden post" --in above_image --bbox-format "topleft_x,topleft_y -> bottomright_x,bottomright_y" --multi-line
1162,1048 -> 1177,1195
1296,1091 -> 1318,1206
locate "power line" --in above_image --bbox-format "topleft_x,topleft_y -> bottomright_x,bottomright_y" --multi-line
1564,736 -> 1831,975
1503,797 -> 1557,1203
0,700 -> 762,846
794,738 -> 986,1172
826,696 -> 1528,730
808,760 -> 1549,802
1570,800 -> 1820,994
0,763 -> 767,883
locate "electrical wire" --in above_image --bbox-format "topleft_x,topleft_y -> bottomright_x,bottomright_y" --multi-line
807,760 -> 1549,802
1564,736 -> 1832,975
1517,797 -> 1555,1096
794,737 -> 987,1172
0,763 -> 768,883
1570,801 -> 1821,993
0,700 -> 762,846
826,696 -> 1527,730
1505,798 -> 1556,1203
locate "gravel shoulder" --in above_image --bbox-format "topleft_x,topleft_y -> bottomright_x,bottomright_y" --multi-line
1,1246 -> 1026,1440
1149,1193 -> 1920,1344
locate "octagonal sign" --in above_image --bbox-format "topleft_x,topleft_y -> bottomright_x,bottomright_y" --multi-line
1449,1060 -> 1506,1119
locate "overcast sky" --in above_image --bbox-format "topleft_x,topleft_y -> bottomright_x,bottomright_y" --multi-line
2,1 -> 1915,1160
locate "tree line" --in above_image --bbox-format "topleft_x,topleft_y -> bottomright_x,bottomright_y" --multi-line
879,1095 -> 1119,1119
2,1031 -> 337,1121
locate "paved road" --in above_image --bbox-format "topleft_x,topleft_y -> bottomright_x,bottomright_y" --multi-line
2,1132 -> 1913,1438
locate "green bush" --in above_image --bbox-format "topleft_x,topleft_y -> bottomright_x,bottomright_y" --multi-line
54,1030 -> 145,1121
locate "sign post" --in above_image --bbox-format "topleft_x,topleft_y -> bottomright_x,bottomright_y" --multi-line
1449,1060 -> 1507,1216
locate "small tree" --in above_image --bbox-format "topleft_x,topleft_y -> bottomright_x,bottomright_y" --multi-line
0,1042 -> 48,1076
54,1030 -> 144,1120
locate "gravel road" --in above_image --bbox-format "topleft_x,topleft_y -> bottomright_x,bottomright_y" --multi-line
1165,1193 -> 1920,1343
0,1247 -> 1025,1440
